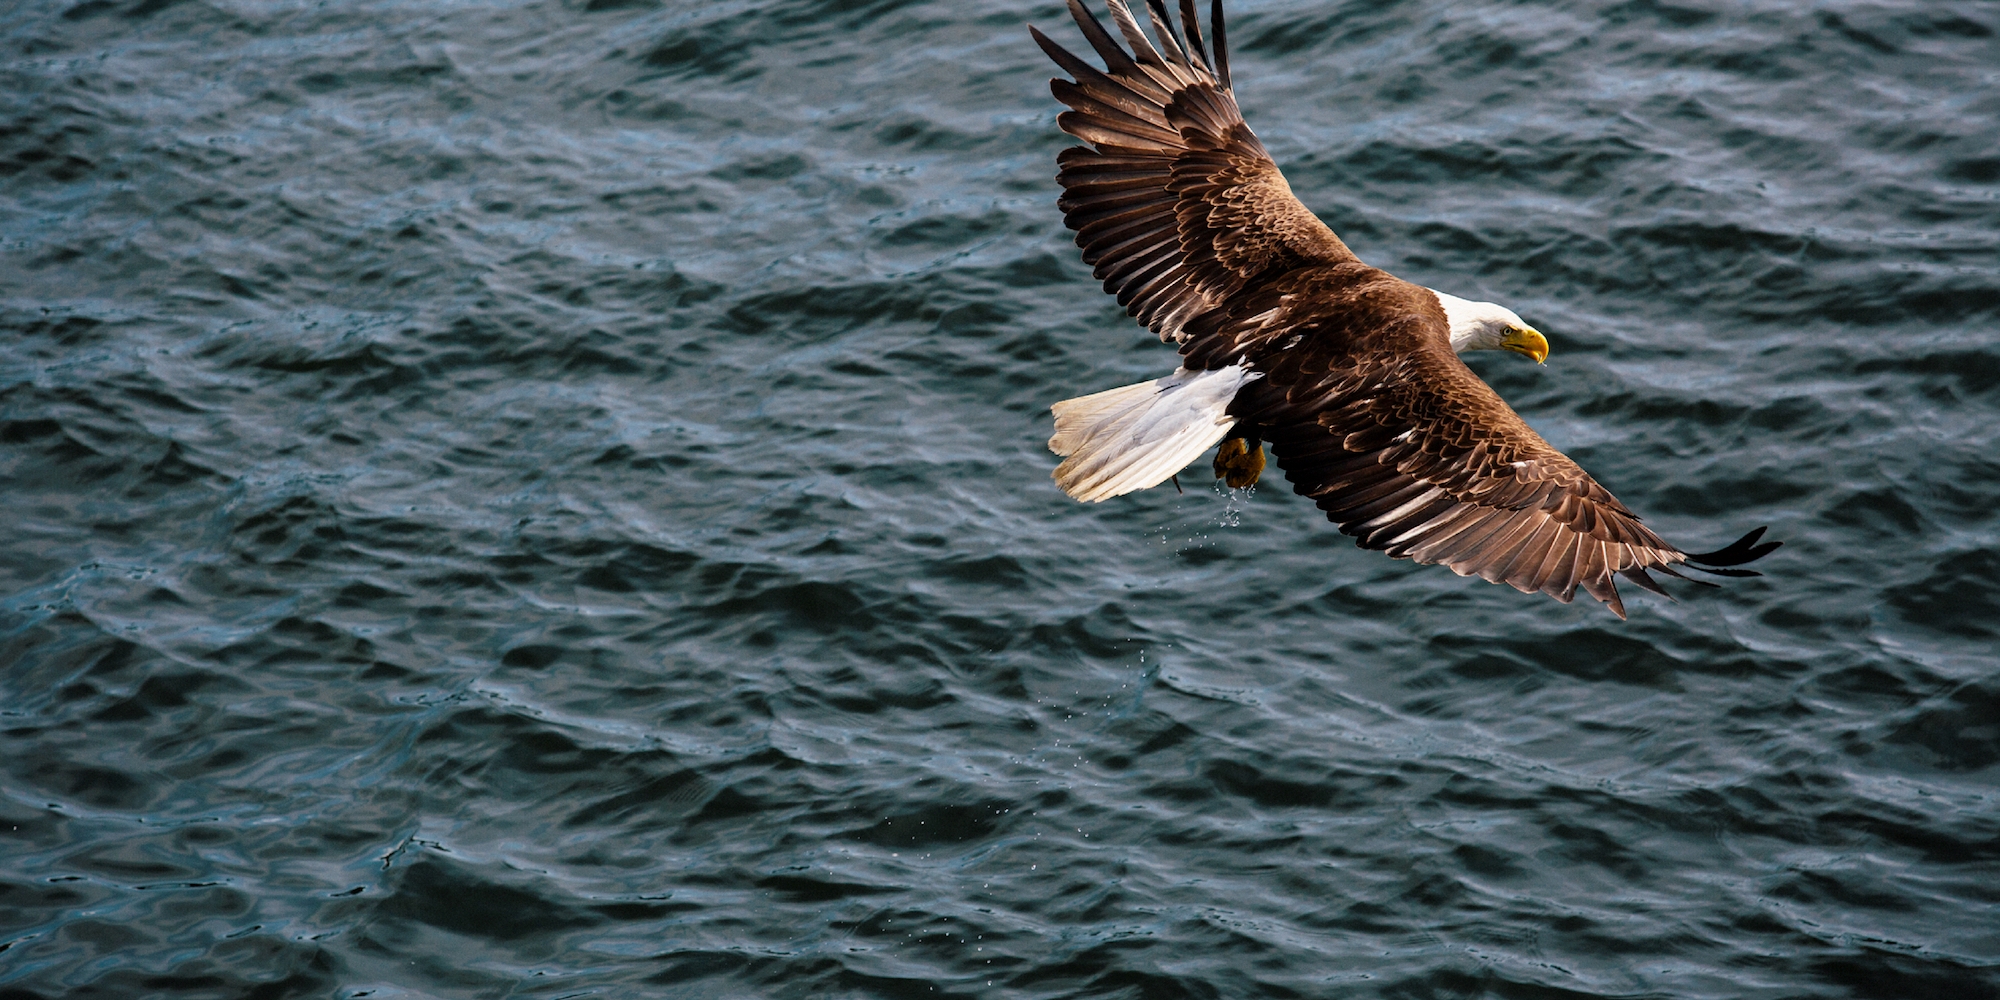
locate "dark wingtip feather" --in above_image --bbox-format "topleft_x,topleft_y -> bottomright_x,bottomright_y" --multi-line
1618,567 -> 1674,600
1581,574 -> 1626,619
1028,23 -> 1067,64
1210,0 -> 1230,89
1654,563 -> 1720,588
1062,0 -> 1147,78
1685,526 -> 1782,568
1031,24 -> 1102,88
1177,0 -> 1210,69
1142,0 -> 1194,66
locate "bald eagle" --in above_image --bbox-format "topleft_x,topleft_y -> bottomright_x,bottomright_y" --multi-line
1032,0 -> 1777,617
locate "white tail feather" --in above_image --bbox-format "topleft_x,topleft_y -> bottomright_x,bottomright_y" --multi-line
1048,364 -> 1260,502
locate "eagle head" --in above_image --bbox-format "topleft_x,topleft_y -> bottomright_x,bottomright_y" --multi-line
1430,289 -> 1549,364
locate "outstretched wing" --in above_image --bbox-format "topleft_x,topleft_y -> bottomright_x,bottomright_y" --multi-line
1031,0 -> 1356,342
1186,267 -> 1779,618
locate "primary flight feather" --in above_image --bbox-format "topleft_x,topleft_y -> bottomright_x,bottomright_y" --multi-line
1031,0 -> 1778,618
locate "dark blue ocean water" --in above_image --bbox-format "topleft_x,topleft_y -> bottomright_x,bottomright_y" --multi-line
3,0 -> 1998,997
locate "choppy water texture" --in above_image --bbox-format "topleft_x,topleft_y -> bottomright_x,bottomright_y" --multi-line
3,0 -> 1998,996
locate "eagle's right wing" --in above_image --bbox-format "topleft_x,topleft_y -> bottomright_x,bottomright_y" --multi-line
1032,0 -> 1357,342
1182,269 -> 1782,617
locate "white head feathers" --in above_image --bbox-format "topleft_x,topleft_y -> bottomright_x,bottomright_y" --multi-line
1430,289 -> 1534,354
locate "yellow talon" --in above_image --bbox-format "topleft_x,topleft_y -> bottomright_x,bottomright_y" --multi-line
1213,436 -> 1266,489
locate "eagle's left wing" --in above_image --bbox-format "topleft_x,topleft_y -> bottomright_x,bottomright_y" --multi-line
1031,0 -> 1357,342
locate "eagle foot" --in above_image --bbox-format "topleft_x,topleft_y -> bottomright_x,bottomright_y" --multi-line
1213,436 -> 1265,489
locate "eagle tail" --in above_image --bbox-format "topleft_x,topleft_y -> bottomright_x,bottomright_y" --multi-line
1049,363 -> 1259,502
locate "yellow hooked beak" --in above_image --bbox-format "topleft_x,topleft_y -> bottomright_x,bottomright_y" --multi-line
1501,326 -> 1549,364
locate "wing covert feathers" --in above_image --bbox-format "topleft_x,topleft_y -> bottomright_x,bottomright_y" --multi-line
1033,0 -> 1354,343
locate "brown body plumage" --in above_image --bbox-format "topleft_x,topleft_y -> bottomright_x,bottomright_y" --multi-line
1033,0 -> 1778,617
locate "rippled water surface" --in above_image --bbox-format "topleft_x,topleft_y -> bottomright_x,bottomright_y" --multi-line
4,0 -> 1999,996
